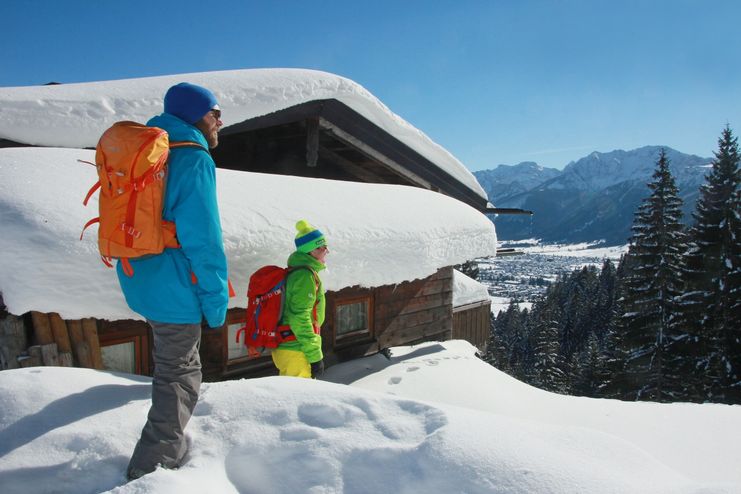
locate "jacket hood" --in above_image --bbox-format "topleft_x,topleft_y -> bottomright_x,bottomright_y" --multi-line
147,112 -> 209,148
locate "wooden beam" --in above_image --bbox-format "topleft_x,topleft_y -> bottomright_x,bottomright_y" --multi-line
318,118 -> 433,190
487,207 -> 534,215
0,314 -> 27,370
306,117 -> 319,167
40,343 -> 59,366
82,318 -> 104,370
31,311 -> 54,345
49,313 -> 72,353
67,320 -> 93,368
317,146 -> 380,183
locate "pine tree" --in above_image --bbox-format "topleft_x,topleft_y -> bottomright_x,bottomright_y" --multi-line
603,254 -> 633,399
487,301 -> 528,377
526,294 -> 569,393
593,260 -> 618,342
591,260 -> 623,398
455,260 -> 480,281
727,184 -> 741,401
572,332 -> 610,397
677,126 -> 741,403
620,149 -> 686,402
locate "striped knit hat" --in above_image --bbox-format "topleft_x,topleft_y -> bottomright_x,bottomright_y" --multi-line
294,220 -> 327,253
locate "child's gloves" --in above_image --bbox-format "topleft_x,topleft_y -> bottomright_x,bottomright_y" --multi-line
310,359 -> 325,378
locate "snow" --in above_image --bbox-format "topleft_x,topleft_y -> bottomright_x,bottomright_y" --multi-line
0,147 -> 497,321
452,269 -> 490,307
518,241 -> 628,259
1,340 -> 739,494
0,68 -> 485,200
490,297 -> 532,316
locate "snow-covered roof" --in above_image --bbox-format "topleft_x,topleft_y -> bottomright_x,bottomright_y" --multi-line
0,147 -> 497,321
452,269 -> 491,307
0,68 -> 486,200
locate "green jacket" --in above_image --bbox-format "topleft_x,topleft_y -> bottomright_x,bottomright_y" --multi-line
278,251 -> 325,363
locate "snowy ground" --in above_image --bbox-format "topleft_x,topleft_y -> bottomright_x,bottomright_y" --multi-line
515,240 -> 628,259
1,340 -> 739,494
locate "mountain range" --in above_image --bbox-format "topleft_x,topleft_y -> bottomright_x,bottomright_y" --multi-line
474,146 -> 712,246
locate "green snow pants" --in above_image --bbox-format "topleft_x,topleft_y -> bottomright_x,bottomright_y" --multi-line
127,320 -> 202,479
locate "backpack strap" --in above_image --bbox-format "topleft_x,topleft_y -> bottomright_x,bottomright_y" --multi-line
169,140 -> 209,152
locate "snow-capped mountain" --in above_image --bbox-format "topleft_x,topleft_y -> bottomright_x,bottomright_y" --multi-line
541,146 -> 709,192
477,146 -> 712,245
474,162 -> 561,203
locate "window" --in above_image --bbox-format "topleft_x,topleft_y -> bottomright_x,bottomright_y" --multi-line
97,321 -> 150,375
227,322 -> 249,360
335,298 -> 371,337
226,319 -> 268,361
100,336 -> 144,374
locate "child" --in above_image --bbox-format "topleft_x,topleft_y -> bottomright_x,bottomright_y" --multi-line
272,220 -> 328,378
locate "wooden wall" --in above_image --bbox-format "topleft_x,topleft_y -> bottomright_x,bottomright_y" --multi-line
1,267 -> 475,379
452,301 -> 491,352
375,267 -> 453,348
0,311 -> 107,370
217,267 -> 455,377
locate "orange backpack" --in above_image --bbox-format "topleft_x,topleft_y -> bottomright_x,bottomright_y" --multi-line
81,121 -> 202,276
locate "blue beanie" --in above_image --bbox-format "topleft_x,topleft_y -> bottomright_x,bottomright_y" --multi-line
164,82 -> 219,124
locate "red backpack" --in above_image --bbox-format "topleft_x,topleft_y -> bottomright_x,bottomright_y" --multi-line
235,265 -> 319,353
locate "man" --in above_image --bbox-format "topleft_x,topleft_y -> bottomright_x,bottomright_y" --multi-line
121,82 -> 229,480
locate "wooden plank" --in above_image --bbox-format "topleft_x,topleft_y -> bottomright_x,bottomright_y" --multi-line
82,318 -> 104,370
375,278 -> 450,300
27,345 -> 42,362
18,354 -> 41,367
31,311 -> 54,345
306,117 -> 319,167
48,313 -> 72,353
0,313 -> 27,370
376,305 -> 451,334
40,342 -> 59,366
318,146 -> 380,182
66,320 -> 90,367
58,352 -> 74,367
377,318 -> 452,348
74,341 -> 93,369
375,292 -> 450,320
377,309 -> 452,342
319,118 -> 434,190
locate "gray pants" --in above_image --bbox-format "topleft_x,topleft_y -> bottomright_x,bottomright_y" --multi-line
127,320 -> 202,477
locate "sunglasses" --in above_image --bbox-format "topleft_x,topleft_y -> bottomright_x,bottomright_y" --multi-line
209,109 -> 222,121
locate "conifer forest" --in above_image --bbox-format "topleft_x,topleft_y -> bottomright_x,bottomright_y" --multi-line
485,127 -> 741,405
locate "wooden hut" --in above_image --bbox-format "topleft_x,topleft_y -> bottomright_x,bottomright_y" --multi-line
0,69 -> 497,380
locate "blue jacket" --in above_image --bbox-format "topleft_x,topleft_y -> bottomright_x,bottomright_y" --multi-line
116,113 -> 229,328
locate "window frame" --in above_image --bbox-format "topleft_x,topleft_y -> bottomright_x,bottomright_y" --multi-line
333,294 -> 373,342
98,330 -> 147,375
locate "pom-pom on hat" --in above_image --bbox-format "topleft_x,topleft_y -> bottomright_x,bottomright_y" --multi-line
294,220 -> 327,253
164,82 -> 220,125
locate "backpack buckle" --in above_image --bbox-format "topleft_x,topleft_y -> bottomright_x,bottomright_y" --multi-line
120,223 -> 142,239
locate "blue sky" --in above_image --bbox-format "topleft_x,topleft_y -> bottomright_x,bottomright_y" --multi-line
3,0 -> 740,171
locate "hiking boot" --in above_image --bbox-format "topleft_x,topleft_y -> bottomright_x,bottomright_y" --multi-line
126,466 -> 150,481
